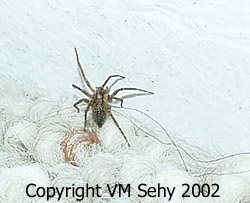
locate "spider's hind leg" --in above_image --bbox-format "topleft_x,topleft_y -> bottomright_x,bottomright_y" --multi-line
84,103 -> 91,129
109,112 -> 131,147
73,98 -> 89,113
113,97 -> 123,108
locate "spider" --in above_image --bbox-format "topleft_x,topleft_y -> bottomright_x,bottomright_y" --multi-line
72,48 -> 154,147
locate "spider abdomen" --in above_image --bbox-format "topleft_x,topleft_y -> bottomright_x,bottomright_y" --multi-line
92,104 -> 109,128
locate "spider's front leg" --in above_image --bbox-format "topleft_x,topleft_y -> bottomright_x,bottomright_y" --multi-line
72,84 -> 92,98
74,48 -> 95,93
110,87 -> 154,98
102,75 -> 125,88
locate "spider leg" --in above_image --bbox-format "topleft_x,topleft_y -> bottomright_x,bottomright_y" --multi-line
74,48 -> 95,93
111,87 -> 154,98
109,112 -> 131,147
102,75 -> 125,88
113,97 -> 123,108
73,98 -> 89,113
84,103 -> 91,129
72,84 -> 92,98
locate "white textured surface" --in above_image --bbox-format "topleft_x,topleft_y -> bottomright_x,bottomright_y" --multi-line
1,0 -> 250,202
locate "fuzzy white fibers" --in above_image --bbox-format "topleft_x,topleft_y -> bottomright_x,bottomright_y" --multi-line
0,164 -> 49,203
1,80 -> 250,203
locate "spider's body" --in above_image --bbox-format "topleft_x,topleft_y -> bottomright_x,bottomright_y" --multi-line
92,87 -> 111,128
72,48 -> 154,147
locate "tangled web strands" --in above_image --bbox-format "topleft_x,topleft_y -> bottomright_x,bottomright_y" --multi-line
111,106 -> 250,176
3,101 -> 250,176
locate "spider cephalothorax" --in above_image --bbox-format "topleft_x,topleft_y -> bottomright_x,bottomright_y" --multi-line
72,48 -> 154,147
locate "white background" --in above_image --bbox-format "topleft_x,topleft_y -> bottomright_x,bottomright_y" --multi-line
1,1 -> 250,202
